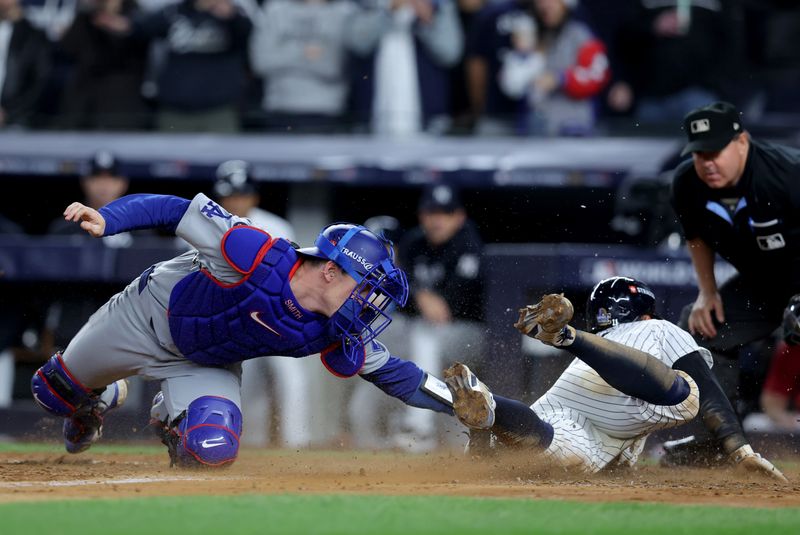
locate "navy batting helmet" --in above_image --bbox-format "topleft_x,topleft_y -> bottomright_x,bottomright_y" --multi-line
297,223 -> 409,359
783,294 -> 800,346
586,276 -> 657,333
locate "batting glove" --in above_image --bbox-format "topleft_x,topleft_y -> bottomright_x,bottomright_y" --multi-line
514,293 -> 576,347
731,444 -> 789,483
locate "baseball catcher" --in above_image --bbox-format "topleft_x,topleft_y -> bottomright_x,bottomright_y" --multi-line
444,277 -> 787,481
31,193 -> 456,467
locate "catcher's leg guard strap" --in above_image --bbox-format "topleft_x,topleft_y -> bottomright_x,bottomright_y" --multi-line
672,351 -> 747,454
31,353 -> 94,417
568,331 -> 690,406
492,396 -> 554,450
176,396 -> 242,468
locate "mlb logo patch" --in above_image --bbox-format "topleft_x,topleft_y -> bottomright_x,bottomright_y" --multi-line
691,119 -> 711,134
756,233 -> 786,251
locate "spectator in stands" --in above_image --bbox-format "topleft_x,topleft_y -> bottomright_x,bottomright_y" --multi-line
740,2 -> 800,116
58,0 -> 150,130
0,0 -> 52,128
23,0 -> 77,41
98,0 -> 251,133
392,184 -> 485,450
211,160 -> 313,447
497,0 -> 609,136
464,0 -> 525,135
760,295 -> 800,433
605,0 -> 738,125
349,0 -> 463,136
248,0 -> 382,133
447,0 -> 485,133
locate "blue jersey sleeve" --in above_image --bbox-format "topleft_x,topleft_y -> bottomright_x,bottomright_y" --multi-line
99,194 -> 191,236
361,356 -> 453,415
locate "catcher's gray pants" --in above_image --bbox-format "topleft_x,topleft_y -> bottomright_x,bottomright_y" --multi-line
60,275 -> 242,422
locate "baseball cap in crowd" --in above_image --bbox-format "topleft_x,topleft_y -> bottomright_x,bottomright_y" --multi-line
89,150 -> 120,176
214,159 -> 257,198
680,101 -> 743,156
418,184 -> 463,213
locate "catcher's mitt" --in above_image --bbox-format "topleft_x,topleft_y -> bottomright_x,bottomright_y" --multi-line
513,293 -> 575,346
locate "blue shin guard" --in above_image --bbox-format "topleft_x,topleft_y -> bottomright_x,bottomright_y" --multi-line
31,353 -> 93,417
32,353 -> 127,453
174,396 -> 242,468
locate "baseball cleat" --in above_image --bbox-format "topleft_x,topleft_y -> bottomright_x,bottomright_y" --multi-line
443,362 -> 496,430
658,435 -> 726,468
63,379 -> 128,454
731,444 -> 789,483
463,428 -> 497,457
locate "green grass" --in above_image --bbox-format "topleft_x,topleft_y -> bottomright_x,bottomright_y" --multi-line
2,443 -> 797,534
2,495 -> 799,535
0,441 -> 165,455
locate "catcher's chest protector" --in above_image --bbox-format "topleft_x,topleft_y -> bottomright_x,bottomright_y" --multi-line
168,237 -> 339,366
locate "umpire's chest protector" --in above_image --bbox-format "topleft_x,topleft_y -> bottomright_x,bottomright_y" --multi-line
167,227 -> 339,366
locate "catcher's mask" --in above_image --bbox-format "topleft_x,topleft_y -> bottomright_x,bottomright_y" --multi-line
586,276 -> 657,333
297,223 -> 409,360
783,294 -> 800,346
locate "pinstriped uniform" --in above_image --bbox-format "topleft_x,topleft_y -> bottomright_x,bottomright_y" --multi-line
531,320 -> 710,473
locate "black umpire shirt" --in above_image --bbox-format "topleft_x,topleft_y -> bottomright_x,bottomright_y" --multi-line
398,221 -> 485,322
671,138 -> 800,293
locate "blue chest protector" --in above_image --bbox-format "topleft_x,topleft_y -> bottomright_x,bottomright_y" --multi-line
167,227 -> 364,376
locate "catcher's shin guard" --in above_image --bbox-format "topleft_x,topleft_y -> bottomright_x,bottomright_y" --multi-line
31,353 -> 94,417
161,396 -> 243,468
32,352 -> 129,453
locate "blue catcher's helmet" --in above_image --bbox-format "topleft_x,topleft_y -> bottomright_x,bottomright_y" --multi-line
297,223 -> 409,359
783,294 -> 800,346
586,276 -> 657,333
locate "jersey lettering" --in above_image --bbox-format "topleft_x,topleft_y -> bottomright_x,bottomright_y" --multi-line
200,201 -> 232,220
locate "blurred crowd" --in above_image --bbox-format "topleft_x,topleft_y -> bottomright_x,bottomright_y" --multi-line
1,0 -> 799,136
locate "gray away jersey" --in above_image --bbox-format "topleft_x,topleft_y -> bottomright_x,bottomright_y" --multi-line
140,193 -> 392,371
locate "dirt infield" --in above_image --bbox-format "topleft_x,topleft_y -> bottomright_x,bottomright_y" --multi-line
1,448 -> 799,507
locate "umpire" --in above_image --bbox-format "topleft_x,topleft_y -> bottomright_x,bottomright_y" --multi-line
666,101 -> 800,464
